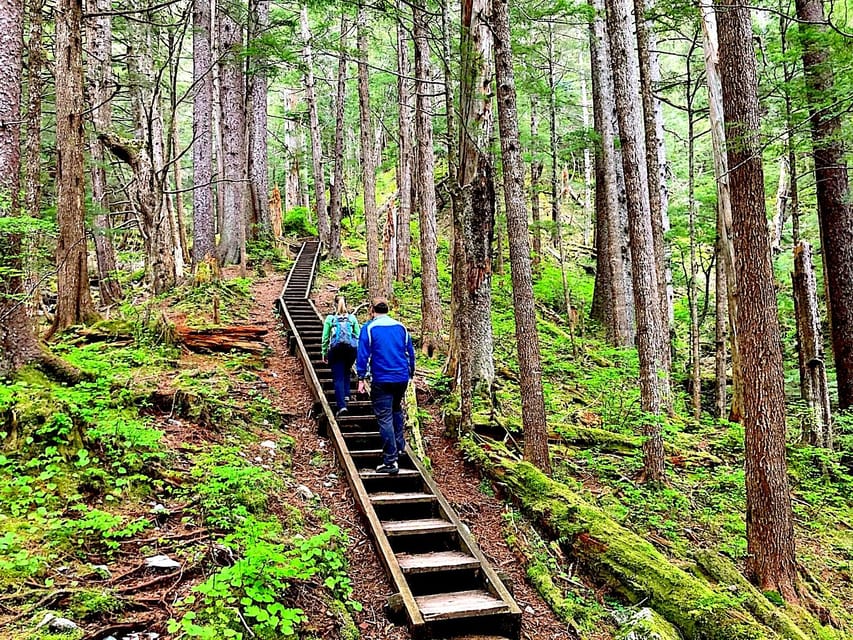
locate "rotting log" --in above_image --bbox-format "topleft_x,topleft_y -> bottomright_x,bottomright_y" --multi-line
174,325 -> 269,354
464,442 -> 826,640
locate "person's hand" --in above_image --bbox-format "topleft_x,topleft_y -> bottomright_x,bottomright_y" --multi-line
358,380 -> 366,395
322,357 -> 327,364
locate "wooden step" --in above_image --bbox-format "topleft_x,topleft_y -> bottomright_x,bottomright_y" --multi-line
397,551 -> 481,575
370,492 -> 436,506
383,518 -> 456,537
415,590 -> 509,621
359,468 -> 420,480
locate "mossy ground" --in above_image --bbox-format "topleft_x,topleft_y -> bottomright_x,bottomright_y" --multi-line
0,253 -> 361,639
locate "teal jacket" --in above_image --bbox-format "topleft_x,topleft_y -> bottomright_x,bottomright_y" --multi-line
321,313 -> 361,359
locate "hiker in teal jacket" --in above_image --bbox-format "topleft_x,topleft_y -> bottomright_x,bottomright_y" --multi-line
322,295 -> 360,417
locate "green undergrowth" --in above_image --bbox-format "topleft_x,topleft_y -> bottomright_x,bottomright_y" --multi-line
1,274 -> 362,639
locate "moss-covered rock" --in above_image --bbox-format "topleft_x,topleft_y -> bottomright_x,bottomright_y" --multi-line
615,607 -> 682,640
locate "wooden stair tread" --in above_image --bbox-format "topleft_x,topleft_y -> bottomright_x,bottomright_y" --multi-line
415,590 -> 509,620
383,518 -> 456,536
359,468 -> 420,479
370,492 -> 435,505
397,551 -> 480,574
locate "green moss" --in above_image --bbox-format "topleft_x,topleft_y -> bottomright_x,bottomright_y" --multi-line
479,449 -> 822,640
615,607 -> 682,640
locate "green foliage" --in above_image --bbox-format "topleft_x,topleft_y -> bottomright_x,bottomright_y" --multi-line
247,234 -> 292,273
282,207 -> 317,237
169,522 -> 359,640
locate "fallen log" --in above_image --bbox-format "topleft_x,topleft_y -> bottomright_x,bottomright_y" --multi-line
174,325 -> 269,354
463,441 -> 832,640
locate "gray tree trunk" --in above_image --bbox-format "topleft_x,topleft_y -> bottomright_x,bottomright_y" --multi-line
529,98 -> 543,266
413,0 -> 444,355
328,13 -> 348,261
396,8 -> 414,283
792,241 -> 832,449
590,0 -> 633,346
357,4 -> 381,297
300,4 -> 328,245
493,0 -> 551,475
700,0 -> 743,422
607,0 -> 669,482
85,0 -> 123,305
192,0 -> 215,265
248,0 -> 271,236
217,3 -> 247,268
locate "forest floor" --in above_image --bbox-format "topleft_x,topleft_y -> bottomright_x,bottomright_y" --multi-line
0,255 -> 580,640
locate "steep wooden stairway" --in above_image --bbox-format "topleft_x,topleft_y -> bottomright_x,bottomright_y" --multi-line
275,240 -> 521,640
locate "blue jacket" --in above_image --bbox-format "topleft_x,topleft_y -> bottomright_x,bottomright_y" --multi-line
356,314 -> 415,383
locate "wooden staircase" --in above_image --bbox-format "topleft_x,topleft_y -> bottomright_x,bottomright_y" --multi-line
276,240 -> 522,640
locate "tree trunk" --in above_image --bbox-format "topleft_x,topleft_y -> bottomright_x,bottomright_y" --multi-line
328,13 -> 347,261
124,9 -> 178,292
700,0 -> 742,422
357,4 -> 381,297
589,0 -> 633,347
547,27 -> 560,251
192,0 -> 215,266
396,8 -> 414,283
413,0 -> 444,355
300,4 -> 328,245
51,0 -> 97,335
217,3 -> 247,268
248,0 -> 271,236
458,0 -> 496,398
85,0 -> 123,306
607,0 -> 669,481
633,0 -> 672,372
795,0 -> 853,412
792,241 -> 832,449
686,40 -> 701,420
493,0 -> 551,475
580,51 -> 593,248
772,139 -> 790,255
529,98 -> 543,266
25,0 -> 45,219
716,0 -> 798,600
382,194 -> 398,297
714,235 -> 728,419
283,88 -> 301,214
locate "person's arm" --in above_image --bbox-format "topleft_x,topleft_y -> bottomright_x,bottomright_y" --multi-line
356,323 -> 370,394
351,314 -> 361,338
406,329 -> 415,379
321,316 -> 332,359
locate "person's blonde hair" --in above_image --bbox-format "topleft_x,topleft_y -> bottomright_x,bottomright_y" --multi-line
335,295 -> 347,315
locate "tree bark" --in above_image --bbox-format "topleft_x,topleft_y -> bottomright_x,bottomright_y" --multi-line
795,0 -> 853,412
357,4 -> 381,297
248,0 -> 271,236
51,0 -> 97,336
607,0 -> 669,481
300,4 -> 328,245
700,1 -> 742,422
716,0 -> 798,600
25,0 -> 45,219
529,98 -> 543,266
192,0 -> 215,265
714,234 -> 728,419
85,0 -> 124,306
413,0 -> 444,355
217,3 -> 247,268
328,13 -> 347,261
493,0 -> 551,475
396,8 -> 414,283
633,0 -> 672,371
589,0 -> 633,347
792,241 -> 832,449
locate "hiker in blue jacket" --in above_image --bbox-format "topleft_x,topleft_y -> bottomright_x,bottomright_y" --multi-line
356,297 -> 416,475
322,295 -> 360,417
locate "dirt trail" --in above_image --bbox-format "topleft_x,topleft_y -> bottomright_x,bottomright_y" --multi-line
250,273 -> 573,640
